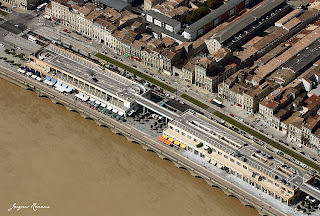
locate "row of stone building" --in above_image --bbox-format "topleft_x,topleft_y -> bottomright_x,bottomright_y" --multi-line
217,2 -> 320,152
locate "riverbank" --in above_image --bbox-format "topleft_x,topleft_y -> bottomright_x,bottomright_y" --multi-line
0,65 -> 287,216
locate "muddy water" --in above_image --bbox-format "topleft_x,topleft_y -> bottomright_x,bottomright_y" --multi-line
0,78 -> 258,216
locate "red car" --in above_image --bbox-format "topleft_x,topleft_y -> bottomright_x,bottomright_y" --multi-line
63,29 -> 70,33
230,113 -> 234,117
132,65 -> 137,68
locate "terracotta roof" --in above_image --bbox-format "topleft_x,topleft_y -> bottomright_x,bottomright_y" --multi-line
283,17 -> 301,31
78,6 -> 92,16
303,117 -> 319,130
305,94 -> 320,110
266,101 -> 280,110
102,7 -> 121,22
275,9 -> 303,26
253,28 -> 288,51
183,61 -> 196,72
254,26 -> 320,80
161,36 -> 176,47
86,10 -> 102,21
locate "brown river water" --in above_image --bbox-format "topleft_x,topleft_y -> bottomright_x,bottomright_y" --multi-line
0,78 -> 259,216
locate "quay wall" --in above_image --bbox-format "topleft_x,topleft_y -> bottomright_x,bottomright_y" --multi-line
0,66 -> 284,216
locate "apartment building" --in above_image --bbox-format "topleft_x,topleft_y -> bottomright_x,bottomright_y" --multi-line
218,69 -> 278,113
144,0 -> 165,10
236,27 -> 289,67
258,80 -> 303,131
205,0 -> 289,52
253,26 -> 320,86
160,111 -> 312,206
48,1 -> 127,44
179,48 -> 236,92
182,0 -> 255,40
146,10 -> 181,33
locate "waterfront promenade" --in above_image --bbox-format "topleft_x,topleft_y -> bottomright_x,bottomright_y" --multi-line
0,65 -> 288,216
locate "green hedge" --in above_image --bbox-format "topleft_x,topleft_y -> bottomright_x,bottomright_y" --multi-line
181,94 -> 209,110
213,111 -> 320,172
0,10 -> 8,16
95,53 -> 175,93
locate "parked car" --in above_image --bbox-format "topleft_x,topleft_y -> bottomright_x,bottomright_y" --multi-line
0,43 -> 5,47
230,113 -> 234,117
132,65 -> 137,68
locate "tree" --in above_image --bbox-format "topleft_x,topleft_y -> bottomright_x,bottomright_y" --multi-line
185,6 -> 210,25
87,69 -> 94,77
297,205 -> 301,210
11,51 -> 16,56
10,60 -> 14,64
4,49 -> 9,53
150,125 -> 153,130
17,63 -> 21,67
3,57 -> 7,61
196,142 -> 203,148
154,122 -> 158,126
207,0 -> 223,9
208,148 -> 212,154
17,54 -> 23,59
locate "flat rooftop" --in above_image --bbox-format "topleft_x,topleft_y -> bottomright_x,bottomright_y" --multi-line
34,45 -> 137,103
170,111 -> 310,189
283,38 -> 320,73
213,0 -> 287,45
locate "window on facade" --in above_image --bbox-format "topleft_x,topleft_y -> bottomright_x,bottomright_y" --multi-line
275,183 -> 279,187
237,173 -> 242,179
243,165 -> 247,169
237,162 -> 241,166
200,153 -> 205,158
230,158 -> 234,162
224,155 -> 228,159
212,148 -> 216,152
181,132 -> 185,136
175,129 -> 179,133
218,151 -> 222,155
194,150 -> 198,155
267,179 -> 273,184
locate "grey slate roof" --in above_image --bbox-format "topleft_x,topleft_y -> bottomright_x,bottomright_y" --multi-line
95,0 -> 131,11
149,24 -> 188,43
212,0 -> 286,44
184,0 -> 244,34
146,10 -> 180,27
